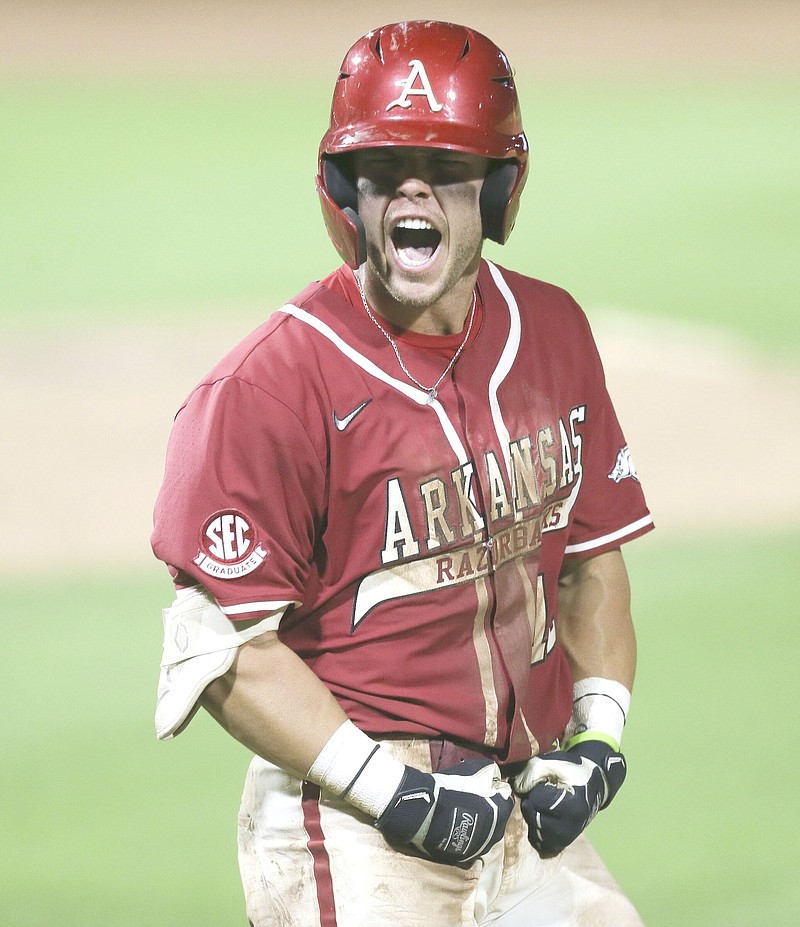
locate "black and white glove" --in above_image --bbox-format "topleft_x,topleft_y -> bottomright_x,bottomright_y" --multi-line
514,739 -> 626,858
376,759 -> 514,865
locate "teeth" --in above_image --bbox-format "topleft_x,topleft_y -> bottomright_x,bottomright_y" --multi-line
396,218 -> 434,231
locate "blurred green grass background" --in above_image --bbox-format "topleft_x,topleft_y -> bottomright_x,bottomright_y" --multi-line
2,69 -> 799,926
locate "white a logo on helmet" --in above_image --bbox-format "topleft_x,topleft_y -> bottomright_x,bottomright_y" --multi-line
386,59 -> 444,112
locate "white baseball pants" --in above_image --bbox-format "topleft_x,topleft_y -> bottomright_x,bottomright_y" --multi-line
237,739 -> 644,927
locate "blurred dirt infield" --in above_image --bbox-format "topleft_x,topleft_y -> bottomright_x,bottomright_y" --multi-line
2,1 -> 799,77
3,1 -> 800,574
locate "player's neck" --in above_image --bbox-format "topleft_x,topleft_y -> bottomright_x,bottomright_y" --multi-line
357,266 -> 478,336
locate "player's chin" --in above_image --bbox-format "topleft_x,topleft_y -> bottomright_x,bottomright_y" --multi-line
385,272 -> 447,309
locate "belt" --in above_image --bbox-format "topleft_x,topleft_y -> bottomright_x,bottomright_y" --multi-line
427,737 -> 527,779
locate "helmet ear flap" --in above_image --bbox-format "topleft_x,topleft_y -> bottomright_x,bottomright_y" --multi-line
320,156 -> 367,267
323,156 -> 358,211
341,206 -> 367,267
480,161 -> 519,244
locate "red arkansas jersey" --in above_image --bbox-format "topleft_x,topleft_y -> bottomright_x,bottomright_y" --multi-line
152,259 -> 653,762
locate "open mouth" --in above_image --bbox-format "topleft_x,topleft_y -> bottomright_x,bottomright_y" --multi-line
391,218 -> 442,268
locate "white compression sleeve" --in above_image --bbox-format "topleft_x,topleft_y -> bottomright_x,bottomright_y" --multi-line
306,720 -> 406,819
562,676 -> 631,751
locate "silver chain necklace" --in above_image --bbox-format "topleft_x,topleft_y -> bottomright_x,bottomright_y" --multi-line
354,271 -> 477,405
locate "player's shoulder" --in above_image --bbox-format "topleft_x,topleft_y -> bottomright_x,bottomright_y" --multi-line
483,260 -> 593,337
482,261 -> 603,379
483,260 -> 584,315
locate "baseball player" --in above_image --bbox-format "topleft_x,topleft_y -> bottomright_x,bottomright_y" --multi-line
152,20 -> 654,927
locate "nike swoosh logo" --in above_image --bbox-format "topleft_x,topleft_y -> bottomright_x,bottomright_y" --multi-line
333,399 -> 372,432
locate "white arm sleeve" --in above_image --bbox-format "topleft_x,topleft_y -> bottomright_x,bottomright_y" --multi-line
561,676 -> 631,750
155,585 -> 288,741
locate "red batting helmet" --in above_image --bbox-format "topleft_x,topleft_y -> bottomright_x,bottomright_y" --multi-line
317,21 -> 529,267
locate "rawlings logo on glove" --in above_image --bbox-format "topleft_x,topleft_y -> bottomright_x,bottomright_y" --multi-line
513,740 -> 627,858
376,759 -> 513,865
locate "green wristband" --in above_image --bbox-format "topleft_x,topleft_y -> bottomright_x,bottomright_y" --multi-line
563,730 -> 620,753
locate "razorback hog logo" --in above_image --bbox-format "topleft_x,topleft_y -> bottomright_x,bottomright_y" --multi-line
608,446 -> 639,483
193,509 -> 268,579
386,59 -> 444,112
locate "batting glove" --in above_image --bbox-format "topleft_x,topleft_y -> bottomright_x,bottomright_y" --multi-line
375,759 -> 514,866
513,740 -> 626,858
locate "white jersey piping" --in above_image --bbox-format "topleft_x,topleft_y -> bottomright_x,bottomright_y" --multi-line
484,260 -> 521,489
278,303 -> 470,465
564,514 -> 654,554
220,600 -> 295,617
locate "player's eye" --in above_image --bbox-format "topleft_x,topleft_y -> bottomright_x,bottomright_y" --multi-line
431,159 -> 469,182
356,154 -> 400,184
432,155 -> 488,183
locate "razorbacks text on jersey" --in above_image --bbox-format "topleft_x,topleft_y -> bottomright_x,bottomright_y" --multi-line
151,258 -> 653,762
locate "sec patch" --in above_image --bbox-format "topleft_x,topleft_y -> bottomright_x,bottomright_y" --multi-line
193,509 -> 268,579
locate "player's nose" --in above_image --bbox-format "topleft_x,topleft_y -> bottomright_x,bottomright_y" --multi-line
395,173 -> 433,200
392,153 -> 436,196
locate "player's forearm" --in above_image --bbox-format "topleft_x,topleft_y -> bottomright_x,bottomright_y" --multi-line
199,630 -> 348,777
200,631 -> 513,865
556,548 -> 637,690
